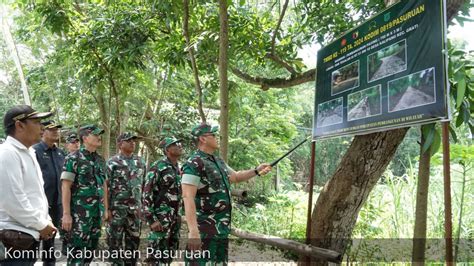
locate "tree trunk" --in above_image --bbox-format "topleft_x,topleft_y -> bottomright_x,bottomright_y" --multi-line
2,12 -> 31,105
309,128 -> 409,262
183,0 -> 207,123
412,125 -> 432,265
218,0 -> 229,162
96,89 -> 110,159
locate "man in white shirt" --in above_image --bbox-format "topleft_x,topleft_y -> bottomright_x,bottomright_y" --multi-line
0,105 -> 58,265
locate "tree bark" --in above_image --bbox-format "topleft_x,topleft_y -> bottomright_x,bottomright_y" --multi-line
412,126 -> 432,265
309,128 -> 409,260
218,0 -> 229,162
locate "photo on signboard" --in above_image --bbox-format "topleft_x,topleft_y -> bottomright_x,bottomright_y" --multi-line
388,67 -> 436,112
317,97 -> 344,127
347,85 -> 382,121
331,60 -> 360,95
367,39 -> 407,82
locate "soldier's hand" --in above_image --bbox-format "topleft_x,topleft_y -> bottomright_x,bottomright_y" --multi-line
256,163 -> 272,176
40,222 -> 57,240
62,214 -> 73,232
150,221 -> 163,232
187,231 -> 201,251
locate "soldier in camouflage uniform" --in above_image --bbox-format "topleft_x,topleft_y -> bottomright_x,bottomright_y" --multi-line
105,132 -> 146,265
182,123 -> 272,265
60,124 -> 108,265
143,136 -> 183,264
60,132 -> 80,256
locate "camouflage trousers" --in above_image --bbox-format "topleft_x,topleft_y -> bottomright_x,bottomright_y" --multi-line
106,207 -> 141,266
185,232 -> 228,266
145,219 -> 181,265
65,210 -> 101,265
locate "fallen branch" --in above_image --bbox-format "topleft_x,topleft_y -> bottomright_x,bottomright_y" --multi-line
230,228 -> 342,263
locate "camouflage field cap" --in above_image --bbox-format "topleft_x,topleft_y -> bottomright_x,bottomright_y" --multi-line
66,133 -> 79,143
117,132 -> 138,142
159,136 -> 181,149
41,120 -> 63,130
191,123 -> 218,137
79,124 -> 104,135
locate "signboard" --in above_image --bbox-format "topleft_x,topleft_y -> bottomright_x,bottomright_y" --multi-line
313,0 -> 449,139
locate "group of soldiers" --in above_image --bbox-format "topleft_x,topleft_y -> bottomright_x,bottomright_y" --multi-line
0,104 -> 272,266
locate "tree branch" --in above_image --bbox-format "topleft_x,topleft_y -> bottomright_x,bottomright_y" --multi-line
234,0 -> 466,91
267,0 -> 297,75
270,0 -> 290,54
230,67 -> 315,90
183,0 -> 206,123
265,52 -> 297,75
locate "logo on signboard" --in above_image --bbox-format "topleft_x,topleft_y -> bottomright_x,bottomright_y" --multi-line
352,31 -> 359,39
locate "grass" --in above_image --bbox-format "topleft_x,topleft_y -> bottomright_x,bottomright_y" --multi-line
232,154 -> 473,264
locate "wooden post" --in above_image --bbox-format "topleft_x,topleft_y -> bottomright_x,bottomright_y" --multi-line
274,164 -> 280,191
305,141 -> 316,263
442,121 -> 453,265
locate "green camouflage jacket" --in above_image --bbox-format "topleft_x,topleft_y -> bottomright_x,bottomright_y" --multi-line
142,157 -> 182,229
61,146 -> 106,217
181,150 -> 233,235
106,154 -> 146,210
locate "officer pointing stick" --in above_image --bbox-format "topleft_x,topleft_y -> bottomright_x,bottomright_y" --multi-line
181,123 -> 271,265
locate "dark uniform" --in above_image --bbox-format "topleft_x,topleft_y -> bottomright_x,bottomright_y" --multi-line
143,137 -> 182,264
60,125 -> 106,265
33,121 -> 65,264
106,132 -> 145,265
182,124 -> 234,265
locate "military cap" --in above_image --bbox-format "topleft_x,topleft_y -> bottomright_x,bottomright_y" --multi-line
3,105 -> 53,128
79,124 -> 104,135
116,132 -> 138,142
159,136 -> 181,149
41,120 -> 63,130
66,133 -> 79,143
191,123 -> 218,137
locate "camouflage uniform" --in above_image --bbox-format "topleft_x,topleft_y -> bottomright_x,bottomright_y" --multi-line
143,137 -> 182,264
106,152 -> 145,266
60,126 -> 106,265
61,132 -> 80,255
182,128 -> 234,266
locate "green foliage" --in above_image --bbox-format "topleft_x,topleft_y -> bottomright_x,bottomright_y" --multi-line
349,156 -> 473,262
295,0 -> 385,44
233,189 -> 310,240
448,41 -> 474,136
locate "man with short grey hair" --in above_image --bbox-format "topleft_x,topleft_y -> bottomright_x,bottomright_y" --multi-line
33,120 -> 66,265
